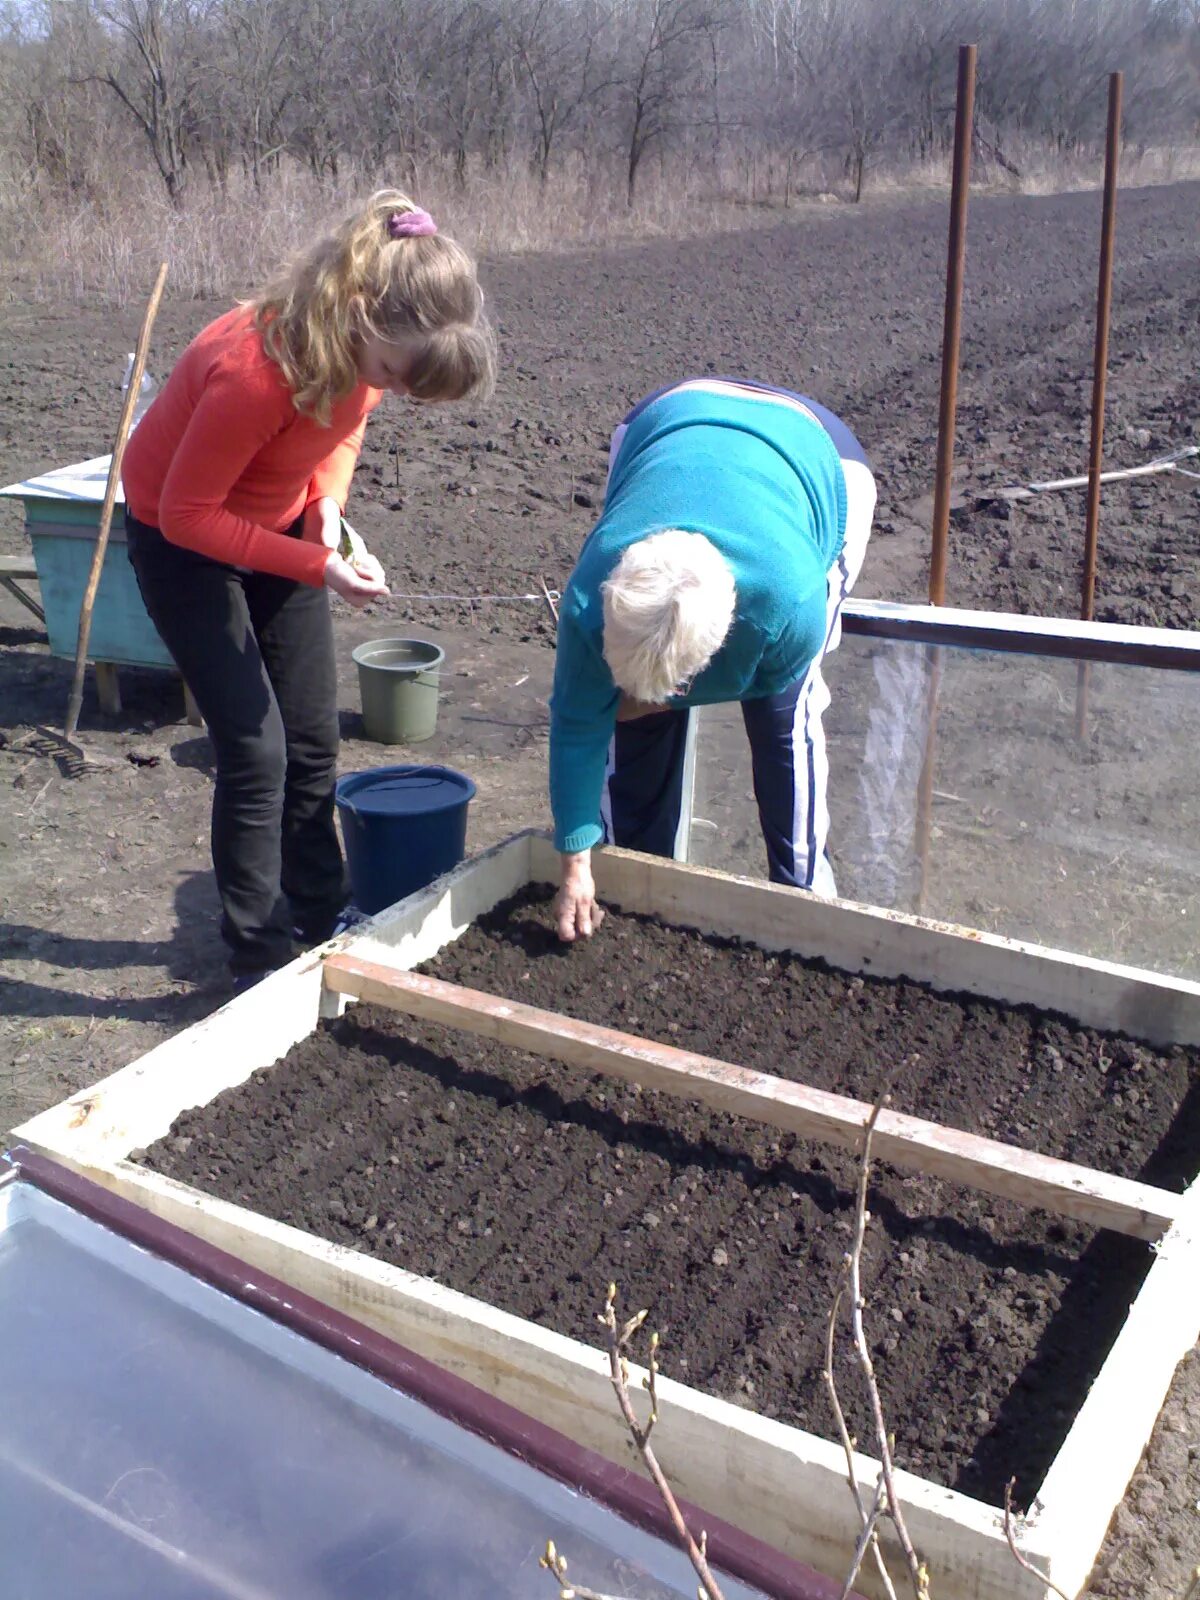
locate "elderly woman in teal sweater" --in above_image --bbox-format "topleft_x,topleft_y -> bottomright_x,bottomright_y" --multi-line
549,378 -> 876,942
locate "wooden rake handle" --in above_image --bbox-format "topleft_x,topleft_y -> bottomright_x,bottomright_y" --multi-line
64,260 -> 169,744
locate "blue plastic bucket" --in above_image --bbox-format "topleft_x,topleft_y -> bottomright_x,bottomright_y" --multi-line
335,764 -> 477,916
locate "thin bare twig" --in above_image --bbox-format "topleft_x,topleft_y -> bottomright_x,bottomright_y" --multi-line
841,1474 -> 892,1599
825,1275 -> 900,1600
846,1094 -> 930,1599
1002,1480 -> 1072,1600
537,1542 -> 626,1600
825,1094 -> 908,1600
27,773 -> 56,813
598,1284 -> 726,1600
541,1285 -> 725,1600
539,574 -> 560,625
546,1090 -> 946,1600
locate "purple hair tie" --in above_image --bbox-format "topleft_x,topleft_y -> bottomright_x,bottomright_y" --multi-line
388,208 -> 437,239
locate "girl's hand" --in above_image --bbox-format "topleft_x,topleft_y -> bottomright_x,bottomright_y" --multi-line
323,551 -> 390,608
554,850 -> 605,942
350,549 -> 387,587
303,496 -> 343,550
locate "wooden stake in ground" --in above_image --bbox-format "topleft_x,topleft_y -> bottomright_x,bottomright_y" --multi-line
63,260 -> 169,746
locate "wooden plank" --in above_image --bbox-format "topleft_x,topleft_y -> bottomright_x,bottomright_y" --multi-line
339,830 -> 535,960
541,839 -> 1200,1047
323,956 -> 1179,1242
9,952 -> 328,1160
0,561 -> 46,624
1029,1173 -> 1200,1597
22,1150 -> 1036,1600
840,595 -> 1200,670
10,834 -> 536,1160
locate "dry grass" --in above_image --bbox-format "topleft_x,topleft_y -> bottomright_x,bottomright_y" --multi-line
1004,137 -> 1200,197
3,139 -> 1198,306
0,153 -> 782,307
858,138 -> 1200,200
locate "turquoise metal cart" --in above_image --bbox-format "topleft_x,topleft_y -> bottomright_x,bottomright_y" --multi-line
0,455 -> 198,720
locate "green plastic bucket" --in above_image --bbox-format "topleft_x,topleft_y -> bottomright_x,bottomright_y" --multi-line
352,637 -> 445,744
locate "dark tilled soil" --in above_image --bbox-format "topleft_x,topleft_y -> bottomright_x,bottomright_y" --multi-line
144,888 -> 1200,1512
4,183 -> 1198,645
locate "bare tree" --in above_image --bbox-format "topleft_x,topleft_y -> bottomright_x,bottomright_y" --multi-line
285,0 -> 360,182
211,0 -> 296,189
0,2 -> 100,196
87,0 -> 208,203
509,0 -> 612,185
5,0 -> 1198,225
349,0 -> 437,181
832,1 -> 901,202
616,0 -> 727,207
424,0 -> 506,189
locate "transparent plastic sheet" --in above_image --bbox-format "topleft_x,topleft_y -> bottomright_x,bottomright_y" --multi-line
0,1181 -> 767,1600
689,636 -> 1200,982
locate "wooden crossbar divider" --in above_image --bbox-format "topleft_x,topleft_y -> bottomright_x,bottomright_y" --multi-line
322,953 -> 1179,1242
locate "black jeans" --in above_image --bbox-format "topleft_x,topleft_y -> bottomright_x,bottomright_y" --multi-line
127,515 -> 347,974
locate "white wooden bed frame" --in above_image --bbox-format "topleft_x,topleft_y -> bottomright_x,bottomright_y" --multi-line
14,831 -> 1200,1600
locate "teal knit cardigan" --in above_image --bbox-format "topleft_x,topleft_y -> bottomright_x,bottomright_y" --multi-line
549,386 -> 847,853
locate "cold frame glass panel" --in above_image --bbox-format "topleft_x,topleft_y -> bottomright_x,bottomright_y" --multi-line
688,636 -> 1199,983
0,1180 -> 767,1600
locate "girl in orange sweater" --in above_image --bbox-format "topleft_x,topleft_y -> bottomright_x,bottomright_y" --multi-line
123,190 -> 494,986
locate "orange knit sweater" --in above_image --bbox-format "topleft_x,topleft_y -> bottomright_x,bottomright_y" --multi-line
122,306 -> 383,586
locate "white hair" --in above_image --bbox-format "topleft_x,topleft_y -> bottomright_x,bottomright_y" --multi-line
600,530 -> 736,704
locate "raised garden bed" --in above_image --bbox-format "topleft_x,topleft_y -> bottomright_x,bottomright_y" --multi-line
141,885 -> 1200,1510
14,832 -> 1200,1600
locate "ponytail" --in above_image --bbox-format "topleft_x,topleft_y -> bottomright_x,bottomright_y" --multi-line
253,189 -> 494,421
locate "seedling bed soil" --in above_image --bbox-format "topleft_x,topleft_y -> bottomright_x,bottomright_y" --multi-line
143,887 -> 1200,1508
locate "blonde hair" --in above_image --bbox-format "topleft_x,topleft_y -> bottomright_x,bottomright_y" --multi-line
601,531 -> 736,704
252,189 -> 495,422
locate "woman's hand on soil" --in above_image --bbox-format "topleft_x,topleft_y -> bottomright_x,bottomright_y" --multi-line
303,495 -> 343,549
554,852 -> 605,942
323,551 -> 390,608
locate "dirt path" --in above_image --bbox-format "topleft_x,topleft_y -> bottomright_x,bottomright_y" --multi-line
2,181 -> 1197,1594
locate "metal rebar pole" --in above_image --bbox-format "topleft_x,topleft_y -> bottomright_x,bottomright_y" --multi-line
928,43 -> 977,607
1076,71 -> 1123,741
1080,71 -> 1123,625
919,45 -> 975,904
